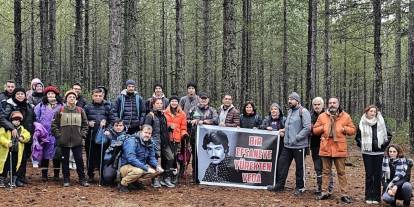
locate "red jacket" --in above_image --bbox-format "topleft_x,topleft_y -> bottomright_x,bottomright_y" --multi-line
164,106 -> 188,142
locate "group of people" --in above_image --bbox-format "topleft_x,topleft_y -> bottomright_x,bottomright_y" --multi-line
0,78 -> 411,206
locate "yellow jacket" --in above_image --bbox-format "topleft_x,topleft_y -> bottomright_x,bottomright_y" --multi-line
0,127 -> 30,173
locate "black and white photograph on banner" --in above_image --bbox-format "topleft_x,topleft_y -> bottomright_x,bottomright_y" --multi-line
196,125 -> 280,189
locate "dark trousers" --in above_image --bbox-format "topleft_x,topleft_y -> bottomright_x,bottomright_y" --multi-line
276,147 -> 306,189
40,158 -> 61,178
2,151 -> 18,178
362,154 -> 383,201
16,143 -> 31,180
311,145 -> 334,191
190,133 -> 198,183
85,137 -> 105,179
61,146 -> 86,181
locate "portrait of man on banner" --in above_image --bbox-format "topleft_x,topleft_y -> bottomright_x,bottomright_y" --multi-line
201,130 -> 242,182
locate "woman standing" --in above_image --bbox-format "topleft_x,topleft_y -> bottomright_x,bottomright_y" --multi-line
382,144 -> 412,207
52,90 -> 89,187
164,96 -> 188,184
355,105 -> 392,204
34,86 -> 63,181
240,101 -> 262,129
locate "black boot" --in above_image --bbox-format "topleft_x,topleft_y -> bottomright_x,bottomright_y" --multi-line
53,169 -> 60,181
42,169 -> 48,182
14,177 -> 24,187
0,176 -> 6,188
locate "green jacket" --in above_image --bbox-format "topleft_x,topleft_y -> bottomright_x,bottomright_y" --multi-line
52,105 -> 88,148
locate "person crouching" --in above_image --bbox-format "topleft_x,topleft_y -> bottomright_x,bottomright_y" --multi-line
118,124 -> 164,192
0,111 -> 30,187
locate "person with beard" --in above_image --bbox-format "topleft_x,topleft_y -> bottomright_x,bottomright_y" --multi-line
113,80 -> 145,135
0,88 -> 35,187
34,86 -> 63,182
72,83 -> 88,108
313,97 -> 356,203
0,80 -> 16,104
201,130 -> 241,183
218,94 -> 240,127
179,82 -> 199,117
26,78 -> 44,107
51,90 -> 89,187
310,97 -> 334,195
270,92 -> 311,196
84,88 -> 115,183
240,101 -> 262,129
118,125 -> 164,193
144,98 -> 174,188
188,92 -> 218,183
355,105 -> 392,204
145,83 -> 169,114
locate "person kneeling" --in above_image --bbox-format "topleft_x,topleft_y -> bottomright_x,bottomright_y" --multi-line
119,124 -> 163,192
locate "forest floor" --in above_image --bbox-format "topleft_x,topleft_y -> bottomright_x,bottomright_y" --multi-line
0,144 -> 412,207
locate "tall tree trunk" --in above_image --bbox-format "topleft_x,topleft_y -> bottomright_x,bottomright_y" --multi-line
202,0 -> 213,95
175,0 -> 185,95
282,0 -> 288,105
193,5 -> 199,82
108,0 -> 122,99
14,0 -> 22,86
49,0 -> 56,85
394,0 -> 402,128
122,0 -> 137,85
306,0 -> 318,108
222,0 -> 237,101
324,0 -> 331,99
241,0 -> 252,105
408,0 -> 414,152
30,0 -> 35,79
39,0 -> 48,79
75,0 -> 84,85
160,0 -> 167,92
372,0 -> 383,110
84,0 -> 90,89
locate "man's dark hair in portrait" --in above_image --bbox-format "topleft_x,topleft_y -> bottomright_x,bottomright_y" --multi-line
201,130 -> 241,183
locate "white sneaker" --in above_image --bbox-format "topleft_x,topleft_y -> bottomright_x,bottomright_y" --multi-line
365,200 -> 373,204
371,201 -> 379,204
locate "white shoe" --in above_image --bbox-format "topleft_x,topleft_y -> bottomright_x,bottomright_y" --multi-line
371,201 -> 379,204
365,200 -> 373,204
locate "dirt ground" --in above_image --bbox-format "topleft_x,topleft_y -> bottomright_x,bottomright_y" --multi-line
1,144 -> 412,207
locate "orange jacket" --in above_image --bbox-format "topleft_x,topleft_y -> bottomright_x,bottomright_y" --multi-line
313,111 -> 356,157
164,107 -> 188,142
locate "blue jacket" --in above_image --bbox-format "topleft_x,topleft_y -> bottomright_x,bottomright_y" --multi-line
85,101 -> 115,131
113,90 -> 145,129
120,135 -> 157,172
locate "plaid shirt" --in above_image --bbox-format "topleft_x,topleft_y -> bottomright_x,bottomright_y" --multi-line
382,157 -> 408,189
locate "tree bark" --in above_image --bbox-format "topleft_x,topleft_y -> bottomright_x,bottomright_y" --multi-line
394,0 -> 402,128
49,0 -> 56,85
324,0 -> 331,99
241,0 -> 252,105
14,0 -> 22,86
282,0 -> 288,105
108,0 -> 122,99
222,0 -> 237,101
202,0 -> 213,95
372,0 -> 383,110
408,0 -> 414,152
175,0 -> 185,95
306,0 -> 318,108
74,0 -> 84,85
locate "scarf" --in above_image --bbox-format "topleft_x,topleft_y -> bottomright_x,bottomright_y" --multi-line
327,112 -> 338,141
359,112 -> 387,152
219,104 -> 234,125
382,156 -> 391,180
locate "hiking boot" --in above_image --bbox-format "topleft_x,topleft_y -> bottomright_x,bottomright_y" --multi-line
119,184 -> 129,193
14,177 -> 24,187
293,188 -> 305,196
163,177 -> 176,188
19,177 -> 29,184
340,196 -> 352,204
87,177 -> 95,183
80,179 -> 90,187
152,177 -> 161,188
52,176 -> 59,182
171,175 -> 179,185
267,184 -> 284,192
0,177 -> 5,188
129,182 -> 146,190
63,178 -> 70,187
316,192 -> 331,200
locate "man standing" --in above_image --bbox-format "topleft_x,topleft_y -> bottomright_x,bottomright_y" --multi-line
313,97 -> 356,203
217,95 -> 240,127
0,80 -> 16,104
84,88 -> 114,182
72,83 -> 87,108
118,124 -> 163,192
113,80 -> 145,134
179,82 -> 199,117
310,97 -> 333,195
145,83 -> 169,114
270,92 -> 311,196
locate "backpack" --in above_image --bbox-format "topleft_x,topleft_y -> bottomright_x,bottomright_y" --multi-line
102,134 -> 128,185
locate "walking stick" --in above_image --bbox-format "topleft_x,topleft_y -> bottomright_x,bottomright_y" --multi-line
98,128 -> 104,186
9,150 -> 15,188
87,129 -> 93,173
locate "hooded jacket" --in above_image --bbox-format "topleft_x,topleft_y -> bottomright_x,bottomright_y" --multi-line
31,122 -> 55,162
164,106 -> 188,142
120,135 -> 158,172
284,104 -> 312,149
0,98 -> 36,135
0,126 -> 30,173
51,105 -> 88,147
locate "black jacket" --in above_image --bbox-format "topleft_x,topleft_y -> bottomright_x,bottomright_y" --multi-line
240,114 -> 262,129
144,110 -> 169,146
0,98 -> 36,135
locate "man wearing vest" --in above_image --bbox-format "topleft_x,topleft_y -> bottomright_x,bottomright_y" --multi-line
217,94 -> 240,127
270,92 -> 311,196
113,80 -> 145,135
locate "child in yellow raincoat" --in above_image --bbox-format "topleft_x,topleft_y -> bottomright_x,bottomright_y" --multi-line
0,111 -> 30,187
